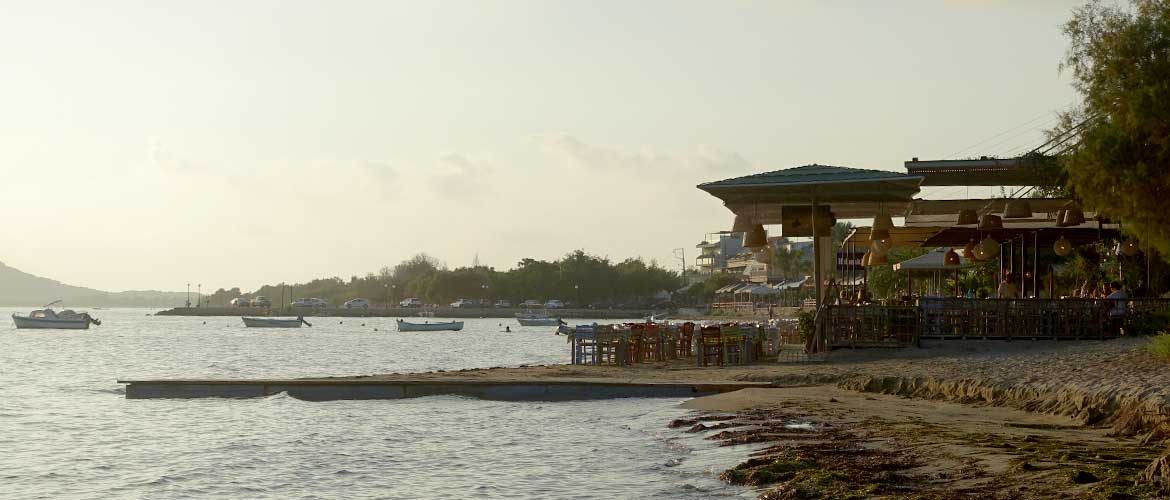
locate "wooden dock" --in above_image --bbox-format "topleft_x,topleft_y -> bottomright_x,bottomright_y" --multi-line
118,378 -> 773,401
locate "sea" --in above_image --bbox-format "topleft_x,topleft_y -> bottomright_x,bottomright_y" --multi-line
0,308 -> 756,499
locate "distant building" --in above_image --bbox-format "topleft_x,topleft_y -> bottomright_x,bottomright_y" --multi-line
695,232 -> 745,275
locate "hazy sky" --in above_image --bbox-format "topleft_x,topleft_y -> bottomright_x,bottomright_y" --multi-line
1,0 -> 1083,292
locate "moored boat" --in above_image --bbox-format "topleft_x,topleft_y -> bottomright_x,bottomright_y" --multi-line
242,316 -> 311,328
515,311 -> 563,326
396,319 -> 463,332
12,301 -> 101,330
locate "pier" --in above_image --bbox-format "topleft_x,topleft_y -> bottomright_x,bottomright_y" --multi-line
118,378 -> 772,401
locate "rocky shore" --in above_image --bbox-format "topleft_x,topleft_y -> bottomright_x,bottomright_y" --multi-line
357,336 -> 1170,496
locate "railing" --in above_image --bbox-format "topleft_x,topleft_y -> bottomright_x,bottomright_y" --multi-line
823,304 -> 919,349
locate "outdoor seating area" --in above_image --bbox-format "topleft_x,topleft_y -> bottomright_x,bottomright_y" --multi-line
566,321 -> 785,367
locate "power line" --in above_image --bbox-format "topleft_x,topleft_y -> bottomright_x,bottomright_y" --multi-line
945,102 -> 1074,159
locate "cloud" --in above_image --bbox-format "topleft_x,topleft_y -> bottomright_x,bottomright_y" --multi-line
429,152 -> 490,200
531,133 -> 752,176
357,160 -> 400,197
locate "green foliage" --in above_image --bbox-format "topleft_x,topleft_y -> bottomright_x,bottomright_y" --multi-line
1056,1 -> 1170,259
207,250 -> 681,308
796,309 -> 815,341
863,248 -> 929,300
1147,333 -> 1170,361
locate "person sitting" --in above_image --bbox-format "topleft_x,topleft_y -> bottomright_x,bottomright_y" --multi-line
997,273 -> 1019,299
1106,281 -> 1128,333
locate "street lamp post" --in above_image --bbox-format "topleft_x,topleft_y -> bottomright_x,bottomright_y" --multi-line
186,283 -> 191,308
574,284 -> 580,308
384,284 -> 390,309
197,284 -> 201,308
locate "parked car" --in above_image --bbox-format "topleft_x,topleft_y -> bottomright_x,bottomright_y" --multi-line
399,297 -> 423,308
250,296 -> 271,308
450,299 -> 477,308
291,298 -> 328,308
519,299 -> 543,308
544,299 -> 564,309
494,300 -> 512,308
343,298 -> 370,309
478,299 -> 492,308
229,298 -> 250,307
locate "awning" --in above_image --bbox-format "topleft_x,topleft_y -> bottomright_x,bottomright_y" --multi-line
892,248 -> 966,271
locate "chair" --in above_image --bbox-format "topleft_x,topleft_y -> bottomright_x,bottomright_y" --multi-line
571,325 -> 597,365
699,325 -> 723,367
678,322 -> 695,358
722,325 -> 745,365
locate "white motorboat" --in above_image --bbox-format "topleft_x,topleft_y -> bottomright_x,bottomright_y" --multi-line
396,319 -> 463,332
242,316 -> 311,328
12,301 -> 101,330
515,311 -> 563,326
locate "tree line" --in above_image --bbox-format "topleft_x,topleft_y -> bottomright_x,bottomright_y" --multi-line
206,250 -> 689,308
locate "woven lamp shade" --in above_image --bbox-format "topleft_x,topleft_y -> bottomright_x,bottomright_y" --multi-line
742,224 -> 768,248
1053,236 -> 1072,257
731,213 -> 753,233
1003,200 -> 1032,219
870,239 -> 890,257
1061,207 -> 1086,226
870,228 -> 891,241
962,240 -> 978,260
975,237 -> 1000,260
1054,209 -> 1068,226
979,214 -> 1003,230
944,249 -> 961,266
1120,240 -> 1141,257
956,209 -> 979,225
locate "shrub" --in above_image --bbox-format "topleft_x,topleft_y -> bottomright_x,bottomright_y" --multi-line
1148,333 -> 1170,362
797,310 -> 816,342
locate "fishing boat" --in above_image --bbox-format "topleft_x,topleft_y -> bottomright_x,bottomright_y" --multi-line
242,316 -> 312,328
515,311 -> 563,326
12,301 -> 101,330
396,319 -> 463,332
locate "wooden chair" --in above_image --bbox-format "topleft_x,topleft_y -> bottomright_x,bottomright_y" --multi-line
699,325 -> 723,367
722,325 -> 744,365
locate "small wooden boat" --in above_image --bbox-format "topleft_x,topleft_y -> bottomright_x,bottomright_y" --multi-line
242,316 -> 311,328
396,319 -> 463,332
12,301 -> 100,330
516,311 -> 563,326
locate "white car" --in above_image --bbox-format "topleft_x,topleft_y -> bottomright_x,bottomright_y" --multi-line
399,298 -> 423,308
450,299 -> 477,308
229,298 -> 251,307
343,298 -> 370,309
544,299 -> 564,309
520,299 -> 543,308
291,298 -> 328,309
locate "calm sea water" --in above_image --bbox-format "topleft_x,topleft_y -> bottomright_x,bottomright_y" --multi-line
0,308 -> 753,499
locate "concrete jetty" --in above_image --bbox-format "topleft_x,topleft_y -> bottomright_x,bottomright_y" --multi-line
118,378 -> 773,401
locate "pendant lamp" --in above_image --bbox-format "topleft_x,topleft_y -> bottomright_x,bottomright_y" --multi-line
975,237 -> 1000,260
1120,240 -> 1141,257
1054,209 -> 1068,226
743,224 -> 768,248
1053,236 -> 1072,257
1003,200 -> 1032,219
869,251 -> 888,265
731,213 -> 754,233
978,214 -> 1003,229
870,239 -> 890,257
957,209 -> 979,225
962,239 -> 978,260
1061,207 -> 1086,226
754,248 -> 771,263
943,249 -> 961,266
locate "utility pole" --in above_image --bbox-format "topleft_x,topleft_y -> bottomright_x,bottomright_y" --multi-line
673,248 -> 686,282
186,283 -> 191,308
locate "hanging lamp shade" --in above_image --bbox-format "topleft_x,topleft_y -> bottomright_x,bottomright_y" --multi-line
1053,236 -> 1072,257
869,252 -> 888,265
975,237 -> 1000,260
870,211 -> 893,241
870,227 -> 891,241
1061,207 -> 1086,226
1003,200 -> 1032,219
1120,239 -> 1141,257
731,213 -> 753,233
742,224 -> 767,248
870,239 -> 890,257
978,214 -> 1003,230
956,209 -> 979,225
754,248 -> 771,263
1054,209 -> 1068,226
944,249 -> 961,266
962,239 -> 978,260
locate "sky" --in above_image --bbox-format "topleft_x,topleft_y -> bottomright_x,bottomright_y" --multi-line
0,0 -> 1084,292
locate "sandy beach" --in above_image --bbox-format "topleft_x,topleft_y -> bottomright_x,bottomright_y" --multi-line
347,336 -> 1170,497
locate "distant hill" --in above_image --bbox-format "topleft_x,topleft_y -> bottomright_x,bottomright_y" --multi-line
0,261 -> 188,307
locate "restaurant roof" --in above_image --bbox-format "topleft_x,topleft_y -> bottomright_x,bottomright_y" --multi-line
698,164 -> 924,209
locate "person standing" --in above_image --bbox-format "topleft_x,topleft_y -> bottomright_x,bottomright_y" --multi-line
997,273 -> 1019,299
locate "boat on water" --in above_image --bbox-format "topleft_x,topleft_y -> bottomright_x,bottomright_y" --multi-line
12,301 -> 101,330
396,319 -> 463,332
515,311 -> 563,326
242,316 -> 312,328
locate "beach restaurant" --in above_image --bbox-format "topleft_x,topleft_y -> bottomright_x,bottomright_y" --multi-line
696,159 -> 1170,353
